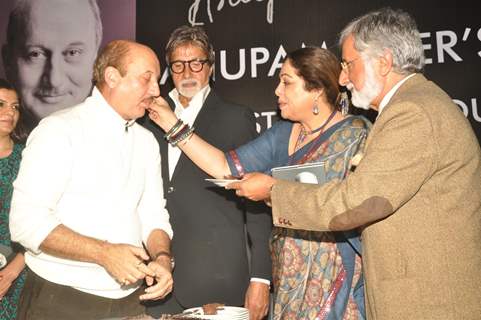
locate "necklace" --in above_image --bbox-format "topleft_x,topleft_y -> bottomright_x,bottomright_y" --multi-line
293,109 -> 338,153
302,109 -> 338,135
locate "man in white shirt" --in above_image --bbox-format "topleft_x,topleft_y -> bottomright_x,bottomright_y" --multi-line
142,26 -> 272,320
9,40 -> 174,319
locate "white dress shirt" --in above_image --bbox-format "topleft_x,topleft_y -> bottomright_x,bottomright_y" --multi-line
167,85 -> 211,179
10,88 -> 173,298
377,73 -> 416,116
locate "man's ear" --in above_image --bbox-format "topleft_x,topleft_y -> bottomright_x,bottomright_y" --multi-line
104,66 -> 121,88
379,49 -> 393,76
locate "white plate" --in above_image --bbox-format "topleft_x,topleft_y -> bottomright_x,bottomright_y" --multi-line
205,178 -> 238,187
182,306 -> 249,319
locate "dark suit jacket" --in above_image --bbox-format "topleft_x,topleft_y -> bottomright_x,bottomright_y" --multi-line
143,90 -> 272,309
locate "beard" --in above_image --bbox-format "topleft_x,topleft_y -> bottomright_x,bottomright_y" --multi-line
177,79 -> 201,99
347,58 -> 382,110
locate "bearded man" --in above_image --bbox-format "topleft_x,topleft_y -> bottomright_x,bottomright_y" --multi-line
141,25 -> 272,320
227,7 -> 481,320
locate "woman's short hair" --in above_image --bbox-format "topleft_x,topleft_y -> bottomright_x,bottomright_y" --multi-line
286,47 -> 342,109
339,7 -> 424,74
0,78 -> 29,143
165,25 -> 215,66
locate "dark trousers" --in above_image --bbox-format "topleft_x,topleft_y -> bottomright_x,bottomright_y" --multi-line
145,292 -> 184,318
16,268 -> 146,320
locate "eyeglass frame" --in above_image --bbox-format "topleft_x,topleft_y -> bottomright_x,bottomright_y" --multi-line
169,58 -> 210,74
340,57 -> 361,70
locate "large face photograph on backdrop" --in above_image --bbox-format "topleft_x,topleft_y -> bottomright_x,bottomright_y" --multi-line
137,0 -> 480,140
0,0 -> 136,123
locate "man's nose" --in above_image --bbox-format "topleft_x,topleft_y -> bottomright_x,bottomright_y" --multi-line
43,53 -> 67,89
339,68 -> 349,86
181,65 -> 193,78
150,78 -> 160,97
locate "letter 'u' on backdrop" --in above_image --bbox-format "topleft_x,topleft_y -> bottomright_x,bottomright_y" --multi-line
1,0 -> 479,140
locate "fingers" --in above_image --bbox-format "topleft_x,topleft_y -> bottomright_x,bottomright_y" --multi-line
153,96 -> 169,106
130,246 -> 150,261
145,275 -> 154,286
136,261 -> 156,278
139,261 -> 173,301
103,243 -> 155,286
148,110 -> 159,120
119,259 -> 158,286
140,273 -> 173,301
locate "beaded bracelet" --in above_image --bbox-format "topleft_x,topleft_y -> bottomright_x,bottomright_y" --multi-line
163,119 -> 184,140
169,123 -> 190,141
170,126 -> 195,147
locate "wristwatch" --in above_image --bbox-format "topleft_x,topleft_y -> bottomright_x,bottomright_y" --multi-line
152,251 -> 175,270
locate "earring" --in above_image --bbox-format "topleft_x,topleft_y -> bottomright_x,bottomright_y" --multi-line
312,95 -> 320,115
340,91 -> 349,116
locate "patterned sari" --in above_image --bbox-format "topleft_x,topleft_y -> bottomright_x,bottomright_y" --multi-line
0,143 -> 26,320
226,116 -> 370,320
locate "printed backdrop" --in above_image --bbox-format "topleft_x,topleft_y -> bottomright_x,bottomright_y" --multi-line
1,1 -> 479,139
137,0 -> 481,139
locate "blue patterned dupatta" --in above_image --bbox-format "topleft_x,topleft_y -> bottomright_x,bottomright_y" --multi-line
270,116 -> 368,320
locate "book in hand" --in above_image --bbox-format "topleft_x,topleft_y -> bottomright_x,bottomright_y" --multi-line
271,162 -> 326,185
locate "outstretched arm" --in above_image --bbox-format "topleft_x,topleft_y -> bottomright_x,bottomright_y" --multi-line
148,97 -> 232,178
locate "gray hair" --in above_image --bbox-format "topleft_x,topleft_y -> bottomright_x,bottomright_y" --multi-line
165,25 -> 215,66
339,7 -> 424,74
6,0 -> 103,50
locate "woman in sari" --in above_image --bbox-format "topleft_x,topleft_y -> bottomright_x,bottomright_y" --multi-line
148,47 -> 370,319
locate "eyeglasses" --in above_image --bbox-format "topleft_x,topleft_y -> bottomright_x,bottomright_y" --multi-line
340,57 -> 361,70
169,59 -> 210,74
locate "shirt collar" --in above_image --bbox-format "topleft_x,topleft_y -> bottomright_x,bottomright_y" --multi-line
168,85 -> 211,125
90,87 -> 136,132
378,73 -> 416,116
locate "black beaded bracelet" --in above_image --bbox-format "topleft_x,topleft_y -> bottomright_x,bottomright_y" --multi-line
170,126 -> 195,147
163,119 -> 184,140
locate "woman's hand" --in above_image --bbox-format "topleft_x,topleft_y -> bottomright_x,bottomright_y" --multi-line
226,172 -> 276,202
0,253 -> 25,298
147,96 -> 179,132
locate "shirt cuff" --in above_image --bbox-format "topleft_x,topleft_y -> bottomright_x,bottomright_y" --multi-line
250,277 -> 270,286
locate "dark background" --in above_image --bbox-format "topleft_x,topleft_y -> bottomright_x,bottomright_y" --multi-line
1,0 -> 479,139
137,0 -> 481,138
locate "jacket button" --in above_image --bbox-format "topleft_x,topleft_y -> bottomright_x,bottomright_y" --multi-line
168,186 -> 175,193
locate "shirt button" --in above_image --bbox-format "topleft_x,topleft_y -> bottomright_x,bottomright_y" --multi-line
168,186 -> 175,193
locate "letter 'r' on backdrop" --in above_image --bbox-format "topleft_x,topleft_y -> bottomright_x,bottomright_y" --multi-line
1,0 -> 480,140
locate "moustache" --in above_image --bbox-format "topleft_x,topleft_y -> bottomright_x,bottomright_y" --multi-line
180,79 -> 200,87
